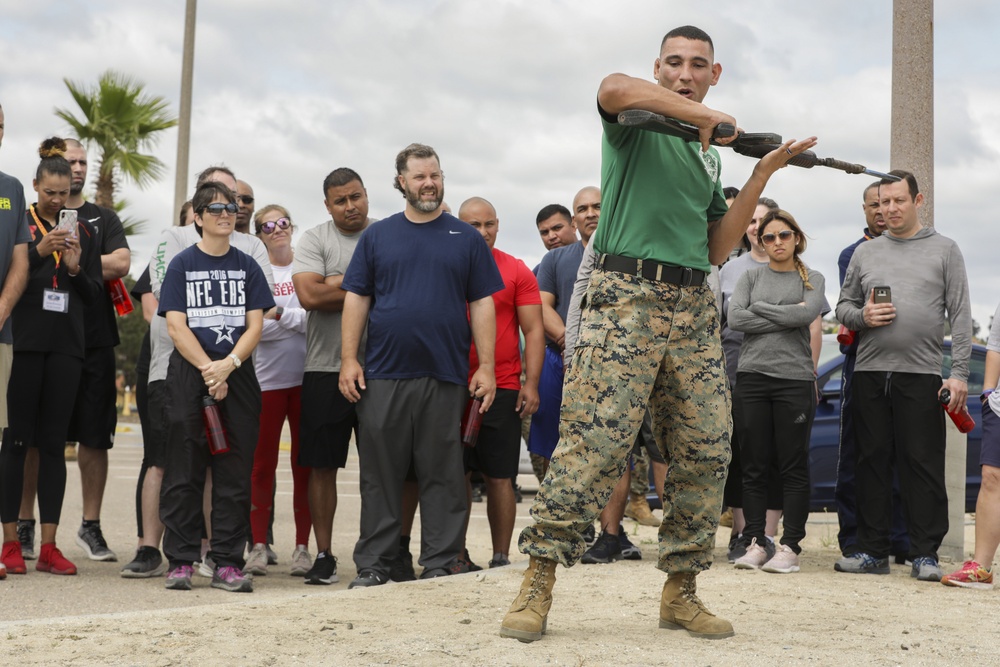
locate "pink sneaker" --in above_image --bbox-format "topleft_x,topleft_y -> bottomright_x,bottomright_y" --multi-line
733,538 -> 768,570
762,544 -> 800,573
941,560 -> 993,590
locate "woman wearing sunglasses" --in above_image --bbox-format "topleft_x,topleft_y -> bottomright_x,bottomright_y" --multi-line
243,206 -> 312,577
728,209 -> 827,574
158,182 -> 274,593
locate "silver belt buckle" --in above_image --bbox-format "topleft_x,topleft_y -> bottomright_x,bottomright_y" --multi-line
681,267 -> 694,287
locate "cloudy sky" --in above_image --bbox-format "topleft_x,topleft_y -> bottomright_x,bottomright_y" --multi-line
2,0 -> 999,330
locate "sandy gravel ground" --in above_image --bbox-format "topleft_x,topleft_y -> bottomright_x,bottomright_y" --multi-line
1,425 -> 994,666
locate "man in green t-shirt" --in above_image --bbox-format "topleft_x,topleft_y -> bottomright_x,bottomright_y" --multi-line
501,25 -> 817,642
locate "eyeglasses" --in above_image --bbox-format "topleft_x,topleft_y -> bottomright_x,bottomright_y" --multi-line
200,202 -> 239,217
237,195 -> 255,205
258,217 -> 291,234
760,230 -> 796,245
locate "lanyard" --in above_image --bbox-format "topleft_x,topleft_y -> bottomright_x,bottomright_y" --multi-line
29,205 -> 61,289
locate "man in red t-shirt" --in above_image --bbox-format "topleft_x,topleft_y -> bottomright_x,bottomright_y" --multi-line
459,197 -> 544,568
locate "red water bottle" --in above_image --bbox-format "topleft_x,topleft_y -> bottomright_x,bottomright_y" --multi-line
106,278 -> 134,316
940,389 -> 975,434
836,325 -> 855,346
460,397 -> 484,448
203,396 -> 230,454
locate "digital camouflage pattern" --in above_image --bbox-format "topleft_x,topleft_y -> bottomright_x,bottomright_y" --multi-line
519,269 -> 732,573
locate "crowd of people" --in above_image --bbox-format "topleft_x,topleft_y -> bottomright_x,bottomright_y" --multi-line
0,22 -> 998,641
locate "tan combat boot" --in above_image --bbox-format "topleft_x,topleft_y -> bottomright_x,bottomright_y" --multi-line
659,572 -> 734,639
500,556 -> 557,642
624,493 -> 661,527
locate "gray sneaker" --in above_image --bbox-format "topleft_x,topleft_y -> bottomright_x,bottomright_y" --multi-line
17,520 -> 36,561
289,545 -> 312,577
76,522 -> 117,562
911,556 -> 943,582
197,555 -> 217,578
244,543 -> 268,576
265,544 -> 278,565
834,552 -> 890,574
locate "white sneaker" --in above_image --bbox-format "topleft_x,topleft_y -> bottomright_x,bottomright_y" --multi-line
244,543 -> 269,576
290,545 -> 312,577
733,537 -> 769,570
196,555 -> 216,578
761,544 -> 800,573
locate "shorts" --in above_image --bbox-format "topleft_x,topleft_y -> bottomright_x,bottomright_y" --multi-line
527,347 -> 564,459
298,371 -> 357,469
0,343 -> 11,429
981,401 -> 1000,468
464,388 -> 522,478
67,346 -> 117,449
143,380 -> 169,468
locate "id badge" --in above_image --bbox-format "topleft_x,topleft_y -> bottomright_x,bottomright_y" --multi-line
43,288 -> 70,313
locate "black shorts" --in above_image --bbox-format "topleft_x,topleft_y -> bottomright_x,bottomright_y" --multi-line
67,346 -> 117,449
143,380 -> 169,468
464,389 -> 522,479
298,372 -> 357,469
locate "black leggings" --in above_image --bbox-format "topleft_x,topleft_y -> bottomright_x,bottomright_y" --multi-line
733,372 -> 815,553
0,351 -> 83,524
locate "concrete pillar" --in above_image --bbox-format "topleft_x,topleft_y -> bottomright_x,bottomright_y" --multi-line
173,0 -> 197,227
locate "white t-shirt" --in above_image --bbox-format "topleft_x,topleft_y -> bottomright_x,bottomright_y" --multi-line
256,262 -> 307,391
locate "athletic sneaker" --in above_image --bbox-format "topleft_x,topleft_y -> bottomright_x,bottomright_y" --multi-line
349,569 -> 389,588
834,552 -> 890,575
17,519 -> 36,560
581,522 -> 597,547
212,565 -> 254,592
165,564 -> 194,590
911,556 -> 943,582
266,544 -> 278,565
941,560 -> 994,590
618,527 -> 642,560
389,544 -> 417,582
733,537 -> 768,570
761,544 -> 800,574
197,556 -> 217,578
290,545 -> 312,577
121,546 -> 167,578
37,543 -> 77,575
76,522 -> 117,562
488,555 -> 511,568
727,534 -> 748,563
581,530 -> 622,564
1,540 -> 26,575
244,543 -> 269,576
304,551 -> 339,585
458,548 -> 483,572
0,560 -> 5,579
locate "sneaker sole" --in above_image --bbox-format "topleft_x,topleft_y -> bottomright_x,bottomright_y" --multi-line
36,562 -> 77,575
620,549 -> 642,560
761,564 -> 800,574
75,535 -> 117,562
733,561 -> 764,570
289,567 -> 309,577
304,574 -> 339,585
121,562 -> 168,579
942,579 -> 994,590
580,553 -> 622,564
165,579 -> 192,591
244,565 -> 268,576
834,564 -> 890,575
659,619 -> 735,639
211,581 -> 254,593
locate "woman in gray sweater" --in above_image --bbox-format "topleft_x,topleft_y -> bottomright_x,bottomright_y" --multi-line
728,209 -> 827,574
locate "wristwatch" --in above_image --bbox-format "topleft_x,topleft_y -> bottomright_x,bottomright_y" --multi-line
229,353 -> 242,370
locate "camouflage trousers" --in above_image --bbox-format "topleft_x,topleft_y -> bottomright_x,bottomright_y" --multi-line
518,269 -> 732,573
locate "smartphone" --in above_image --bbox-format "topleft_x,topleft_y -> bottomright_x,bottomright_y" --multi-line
873,286 -> 892,304
57,209 -> 78,236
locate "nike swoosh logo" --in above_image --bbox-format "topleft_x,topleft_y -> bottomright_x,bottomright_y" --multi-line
85,217 -> 101,223
449,231 -> 461,235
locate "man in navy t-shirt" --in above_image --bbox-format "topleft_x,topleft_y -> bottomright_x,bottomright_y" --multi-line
340,143 -> 504,588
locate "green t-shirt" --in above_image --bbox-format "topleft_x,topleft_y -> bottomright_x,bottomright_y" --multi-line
590,111 -> 728,273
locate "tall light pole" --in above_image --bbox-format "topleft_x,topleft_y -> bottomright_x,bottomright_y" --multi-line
172,0 -> 197,226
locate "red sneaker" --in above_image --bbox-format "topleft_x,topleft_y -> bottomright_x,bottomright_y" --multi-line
37,543 -> 77,575
1,540 -> 26,574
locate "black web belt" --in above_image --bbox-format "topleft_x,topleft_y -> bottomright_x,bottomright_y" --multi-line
597,253 -> 708,287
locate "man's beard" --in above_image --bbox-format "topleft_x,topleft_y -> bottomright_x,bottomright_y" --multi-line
405,184 -> 443,213
70,181 -> 84,196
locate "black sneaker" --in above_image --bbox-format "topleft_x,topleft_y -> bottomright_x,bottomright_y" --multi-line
727,534 -> 748,563
420,558 -> 470,579
389,544 -> 417,582
458,548 -> 483,572
121,546 -> 167,578
618,527 -> 642,560
512,481 -> 523,504
471,483 -> 485,503
488,555 -> 511,568
581,522 -> 597,547
17,519 -> 36,561
76,522 -> 117,562
581,530 -> 622,564
349,569 -> 389,588
304,551 -> 339,585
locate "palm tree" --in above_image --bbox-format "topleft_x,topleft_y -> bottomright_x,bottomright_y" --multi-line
55,70 -> 177,209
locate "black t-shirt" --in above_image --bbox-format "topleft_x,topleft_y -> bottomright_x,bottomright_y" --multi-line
73,201 -> 130,348
132,265 -> 153,379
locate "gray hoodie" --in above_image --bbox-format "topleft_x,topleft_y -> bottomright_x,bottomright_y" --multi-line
835,226 -> 971,381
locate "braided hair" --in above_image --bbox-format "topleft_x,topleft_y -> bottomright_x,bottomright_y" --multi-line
758,209 -> 813,290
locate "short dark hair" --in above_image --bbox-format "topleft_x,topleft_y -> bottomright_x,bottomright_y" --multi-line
195,165 -> 236,189
758,197 -> 780,211
323,168 -> 364,197
192,182 -> 236,237
880,169 -> 919,200
863,180 -> 881,200
36,137 -> 71,181
536,203 -> 572,226
722,186 -> 740,200
661,26 -> 714,53
178,200 -> 193,227
393,143 -> 440,195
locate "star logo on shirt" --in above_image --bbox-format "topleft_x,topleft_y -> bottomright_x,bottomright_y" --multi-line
210,322 -> 235,345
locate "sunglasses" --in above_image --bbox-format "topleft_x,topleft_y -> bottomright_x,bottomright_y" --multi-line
258,217 -> 291,234
200,202 -> 239,217
237,195 -> 255,205
761,230 -> 796,245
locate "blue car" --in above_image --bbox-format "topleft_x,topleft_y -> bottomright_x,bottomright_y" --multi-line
809,335 -> 986,512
